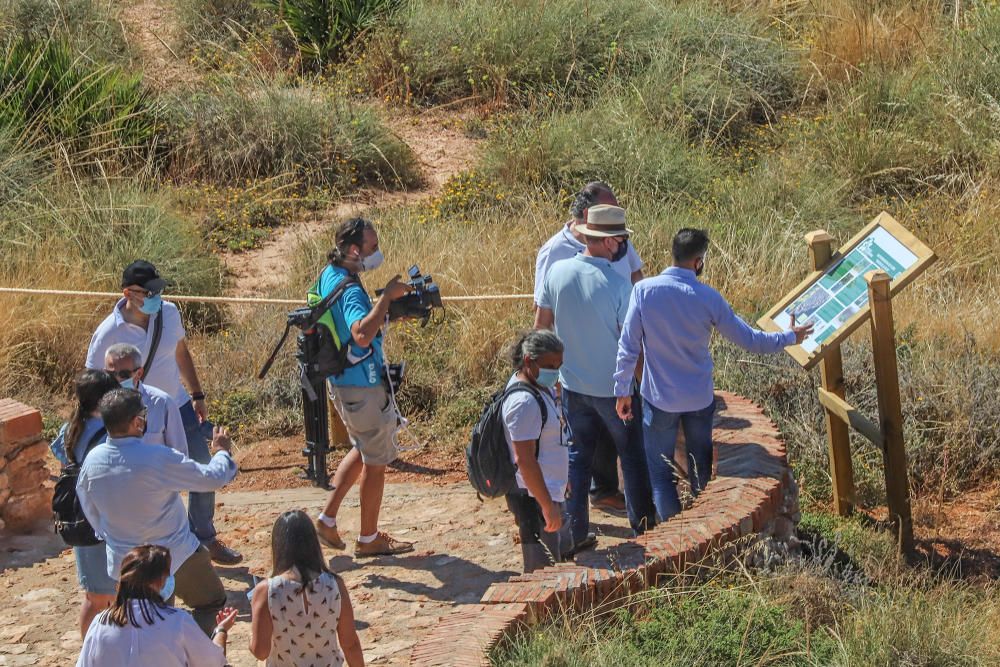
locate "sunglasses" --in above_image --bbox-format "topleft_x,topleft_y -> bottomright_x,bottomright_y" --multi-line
111,369 -> 137,380
126,287 -> 162,298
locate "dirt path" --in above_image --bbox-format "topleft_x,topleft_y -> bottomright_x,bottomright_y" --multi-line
0,480 -> 632,666
223,112 -> 482,297
119,0 -> 198,90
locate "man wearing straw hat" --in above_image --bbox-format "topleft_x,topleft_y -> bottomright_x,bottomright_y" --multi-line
533,182 -> 643,515
535,204 -> 656,554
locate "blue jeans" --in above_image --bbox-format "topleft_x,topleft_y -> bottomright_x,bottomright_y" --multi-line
565,390 -> 656,545
180,401 -> 217,543
642,397 -> 716,521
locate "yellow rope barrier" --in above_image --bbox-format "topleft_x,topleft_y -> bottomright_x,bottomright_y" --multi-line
0,286 -> 534,304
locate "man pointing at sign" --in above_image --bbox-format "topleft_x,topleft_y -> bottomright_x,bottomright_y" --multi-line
613,229 -> 813,521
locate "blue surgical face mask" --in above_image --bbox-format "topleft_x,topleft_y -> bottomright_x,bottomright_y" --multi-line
535,367 -> 560,389
119,377 -> 135,390
159,574 -> 175,600
139,294 -> 162,315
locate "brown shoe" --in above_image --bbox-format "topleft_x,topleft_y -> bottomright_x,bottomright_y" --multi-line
592,493 -> 627,517
205,538 -> 243,565
354,532 -> 414,558
316,520 -> 346,550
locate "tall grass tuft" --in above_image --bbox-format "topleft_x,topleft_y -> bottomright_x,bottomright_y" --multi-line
167,80 -> 421,189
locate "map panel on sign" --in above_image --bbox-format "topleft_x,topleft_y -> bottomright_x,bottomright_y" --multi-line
771,226 -> 918,353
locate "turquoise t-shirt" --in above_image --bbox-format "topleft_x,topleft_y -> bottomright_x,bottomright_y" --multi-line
538,254 -> 632,397
318,264 -> 384,387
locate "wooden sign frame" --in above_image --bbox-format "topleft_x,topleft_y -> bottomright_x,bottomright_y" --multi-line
757,211 -> 936,370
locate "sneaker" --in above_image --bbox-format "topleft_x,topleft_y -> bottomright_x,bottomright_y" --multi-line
354,532 -> 414,558
205,538 -> 243,565
316,520 -> 346,550
592,493 -> 627,517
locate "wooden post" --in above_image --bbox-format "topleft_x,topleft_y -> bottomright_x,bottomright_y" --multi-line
866,270 -> 913,553
806,230 -> 855,516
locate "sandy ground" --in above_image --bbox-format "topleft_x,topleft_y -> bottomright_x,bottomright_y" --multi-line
0,474 -> 632,666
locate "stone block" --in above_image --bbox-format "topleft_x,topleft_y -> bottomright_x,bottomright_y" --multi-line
0,401 -> 43,451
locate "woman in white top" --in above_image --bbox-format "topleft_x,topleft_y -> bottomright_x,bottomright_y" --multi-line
249,510 -> 364,666
502,330 -> 572,573
76,544 -> 238,667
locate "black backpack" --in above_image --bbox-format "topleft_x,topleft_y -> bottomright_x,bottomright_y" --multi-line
52,427 -> 107,547
466,381 -> 548,499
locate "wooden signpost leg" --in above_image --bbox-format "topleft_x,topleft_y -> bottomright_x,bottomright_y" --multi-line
806,231 -> 855,516
866,270 -> 913,553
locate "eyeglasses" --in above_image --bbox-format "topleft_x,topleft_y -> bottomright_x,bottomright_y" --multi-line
126,287 -> 161,298
111,369 -> 137,380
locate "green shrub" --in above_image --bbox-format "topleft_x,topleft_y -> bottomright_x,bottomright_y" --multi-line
481,102 -> 716,202
175,0 -> 271,47
0,37 -> 164,171
256,0 -> 401,67
0,0 -> 132,64
167,81 -> 421,189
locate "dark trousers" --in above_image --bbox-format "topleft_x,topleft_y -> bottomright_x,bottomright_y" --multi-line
505,491 -> 568,573
171,546 -> 227,635
180,401 -> 216,543
565,389 -> 656,544
590,432 -> 620,499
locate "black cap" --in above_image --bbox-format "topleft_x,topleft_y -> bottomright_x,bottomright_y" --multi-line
121,260 -> 167,293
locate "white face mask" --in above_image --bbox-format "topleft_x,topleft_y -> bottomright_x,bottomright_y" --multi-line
360,249 -> 385,272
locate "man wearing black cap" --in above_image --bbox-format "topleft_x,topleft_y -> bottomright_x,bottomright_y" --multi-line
85,260 -> 243,565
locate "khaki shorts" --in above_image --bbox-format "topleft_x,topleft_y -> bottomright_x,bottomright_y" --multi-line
330,383 -> 399,466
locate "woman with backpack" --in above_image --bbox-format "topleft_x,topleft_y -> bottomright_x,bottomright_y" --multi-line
501,330 -> 573,573
249,509 -> 364,666
49,369 -> 121,637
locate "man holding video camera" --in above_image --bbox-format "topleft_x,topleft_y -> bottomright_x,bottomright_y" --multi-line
313,217 -> 416,558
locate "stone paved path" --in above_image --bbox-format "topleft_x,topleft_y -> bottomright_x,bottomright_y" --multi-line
0,481 -> 632,666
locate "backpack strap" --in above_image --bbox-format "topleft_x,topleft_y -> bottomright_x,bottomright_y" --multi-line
142,308 -> 164,380
68,426 -> 107,466
501,381 -> 549,459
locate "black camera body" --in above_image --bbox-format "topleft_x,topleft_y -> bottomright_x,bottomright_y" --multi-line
377,265 -> 443,325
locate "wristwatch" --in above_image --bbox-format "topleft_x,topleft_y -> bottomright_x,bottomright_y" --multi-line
211,626 -> 227,640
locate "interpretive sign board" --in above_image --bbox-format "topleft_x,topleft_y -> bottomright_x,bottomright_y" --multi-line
758,212 -> 935,369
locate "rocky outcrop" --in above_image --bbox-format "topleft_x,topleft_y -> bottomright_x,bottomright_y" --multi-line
0,400 -> 51,533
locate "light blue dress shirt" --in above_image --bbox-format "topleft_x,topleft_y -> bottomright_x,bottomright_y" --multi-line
77,436 -> 237,579
614,267 -> 795,413
539,254 -> 632,397
533,223 -> 642,305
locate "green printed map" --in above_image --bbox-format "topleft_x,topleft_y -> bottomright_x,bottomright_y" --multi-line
773,226 -> 918,354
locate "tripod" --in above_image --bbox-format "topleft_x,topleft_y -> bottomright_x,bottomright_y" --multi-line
297,328 -> 332,489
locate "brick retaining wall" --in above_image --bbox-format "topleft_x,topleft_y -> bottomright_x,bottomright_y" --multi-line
0,399 -> 51,533
409,391 -> 796,666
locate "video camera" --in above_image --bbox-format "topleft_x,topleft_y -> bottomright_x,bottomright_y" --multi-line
376,265 -> 443,325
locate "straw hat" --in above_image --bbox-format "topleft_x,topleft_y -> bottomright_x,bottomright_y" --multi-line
576,204 -> 632,238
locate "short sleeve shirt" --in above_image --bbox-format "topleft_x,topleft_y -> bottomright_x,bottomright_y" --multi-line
318,264 -> 384,387
85,300 -> 189,405
76,602 -> 226,667
538,255 -> 631,397
533,222 -> 642,305
501,375 -> 570,501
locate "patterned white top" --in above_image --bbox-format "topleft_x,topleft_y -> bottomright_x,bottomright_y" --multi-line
267,570 -> 345,667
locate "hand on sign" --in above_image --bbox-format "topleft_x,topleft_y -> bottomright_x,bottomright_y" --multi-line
789,314 -> 816,345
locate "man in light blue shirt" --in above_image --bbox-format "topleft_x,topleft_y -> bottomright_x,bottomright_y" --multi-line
536,205 -> 655,552
614,228 -> 812,520
77,389 -> 238,634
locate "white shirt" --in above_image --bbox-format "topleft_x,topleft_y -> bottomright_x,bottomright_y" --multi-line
86,299 -> 190,405
77,436 -> 237,578
140,384 -> 188,456
76,601 -> 226,667
501,375 -> 570,501
534,222 -> 643,305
